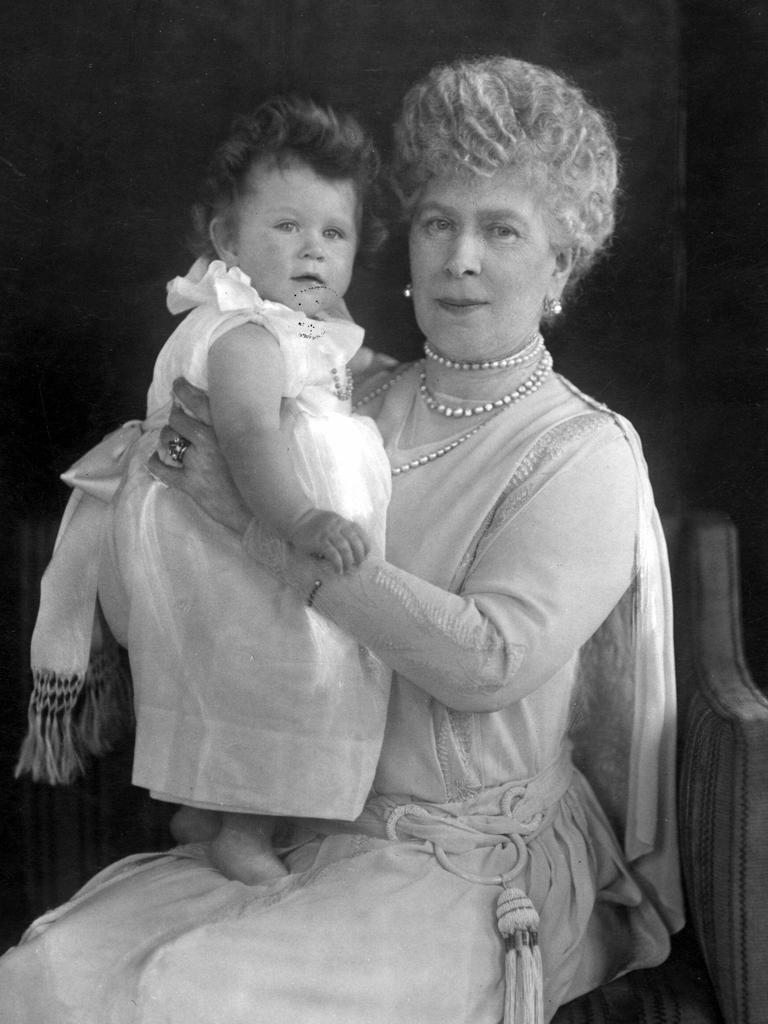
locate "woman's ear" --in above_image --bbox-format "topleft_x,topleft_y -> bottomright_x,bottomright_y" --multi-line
209,216 -> 237,265
552,246 -> 575,286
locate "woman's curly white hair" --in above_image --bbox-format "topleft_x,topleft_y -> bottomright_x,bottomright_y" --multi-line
392,56 -> 619,295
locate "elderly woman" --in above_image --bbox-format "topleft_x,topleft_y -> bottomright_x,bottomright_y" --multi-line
0,56 -> 683,1023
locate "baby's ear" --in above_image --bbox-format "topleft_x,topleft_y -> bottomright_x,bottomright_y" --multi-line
209,216 -> 237,264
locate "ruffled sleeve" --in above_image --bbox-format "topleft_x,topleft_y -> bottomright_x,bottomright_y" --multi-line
158,259 -> 363,402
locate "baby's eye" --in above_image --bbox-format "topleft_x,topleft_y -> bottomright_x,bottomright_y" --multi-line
275,221 -> 299,233
323,227 -> 345,240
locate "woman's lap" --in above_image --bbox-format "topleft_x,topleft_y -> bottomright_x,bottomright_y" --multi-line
0,839 -> 508,1024
140,840 -> 508,1023
0,787 -> 657,1023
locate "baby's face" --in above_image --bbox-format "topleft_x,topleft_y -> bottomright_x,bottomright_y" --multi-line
222,159 -> 359,316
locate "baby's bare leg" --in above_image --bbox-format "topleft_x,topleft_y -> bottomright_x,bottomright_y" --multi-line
170,805 -> 221,844
209,812 -> 289,885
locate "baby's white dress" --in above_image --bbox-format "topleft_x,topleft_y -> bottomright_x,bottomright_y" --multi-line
99,258 -> 392,820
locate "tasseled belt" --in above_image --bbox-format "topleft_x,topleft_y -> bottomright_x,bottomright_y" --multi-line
317,749 -> 574,1024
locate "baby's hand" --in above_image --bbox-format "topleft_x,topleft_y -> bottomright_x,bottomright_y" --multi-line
287,509 -> 370,574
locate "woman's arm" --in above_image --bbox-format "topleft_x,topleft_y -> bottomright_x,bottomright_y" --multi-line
151,383 -> 637,712
274,431 -> 637,712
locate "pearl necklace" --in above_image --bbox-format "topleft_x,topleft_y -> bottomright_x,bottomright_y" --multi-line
352,363 -> 413,409
423,331 -> 543,371
353,351 -> 553,476
419,349 -> 552,417
389,414 -> 503,475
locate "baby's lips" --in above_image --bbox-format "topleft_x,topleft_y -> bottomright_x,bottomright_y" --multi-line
292,275 -> 327,288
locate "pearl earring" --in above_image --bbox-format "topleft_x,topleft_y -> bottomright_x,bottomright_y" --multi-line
543,296 -> 563,316
403,283 -> 413,299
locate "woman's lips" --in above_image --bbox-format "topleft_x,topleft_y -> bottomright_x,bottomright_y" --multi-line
436,298 -> 487,312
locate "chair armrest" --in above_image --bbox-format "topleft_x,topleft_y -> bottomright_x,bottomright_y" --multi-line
674,511 -> 768,1024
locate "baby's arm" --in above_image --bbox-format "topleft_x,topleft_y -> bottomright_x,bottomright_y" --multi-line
207,323 -> 368,573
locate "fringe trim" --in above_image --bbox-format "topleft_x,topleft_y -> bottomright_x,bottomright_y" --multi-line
15,644 -> 134,785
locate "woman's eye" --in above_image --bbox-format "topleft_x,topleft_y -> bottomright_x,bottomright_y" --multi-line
424,217 -> 453,234
489,224 -> 519,240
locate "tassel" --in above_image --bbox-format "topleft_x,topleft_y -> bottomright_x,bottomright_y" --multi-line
15,670 -> 89,784
15,642 -> 133,785
496,887 -> 543,1024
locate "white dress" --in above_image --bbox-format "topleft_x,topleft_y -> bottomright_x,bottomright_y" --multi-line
3,361 -> 682,1023
25,257 -> 392,821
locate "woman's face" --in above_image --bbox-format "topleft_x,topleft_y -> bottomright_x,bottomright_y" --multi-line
408,168 -> 572,358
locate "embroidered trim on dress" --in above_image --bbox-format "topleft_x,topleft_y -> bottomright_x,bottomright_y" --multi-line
370,565 -> 505,653
369,565 -> 525,693
438,407 -> 614,802
436,709 -> 483,802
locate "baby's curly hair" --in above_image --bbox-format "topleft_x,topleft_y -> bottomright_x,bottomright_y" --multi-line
392,56 -> 619,294
190,95 -> 387,262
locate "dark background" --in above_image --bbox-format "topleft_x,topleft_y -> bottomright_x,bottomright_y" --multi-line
1,0 -> 766,946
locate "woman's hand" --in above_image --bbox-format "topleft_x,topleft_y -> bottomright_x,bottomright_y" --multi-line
147,378 -> 251,535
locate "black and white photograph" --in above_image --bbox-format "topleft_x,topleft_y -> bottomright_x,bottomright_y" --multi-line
1,2 -> 766,1021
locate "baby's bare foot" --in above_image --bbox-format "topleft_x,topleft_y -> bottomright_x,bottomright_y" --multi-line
210,824 -> 289,885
